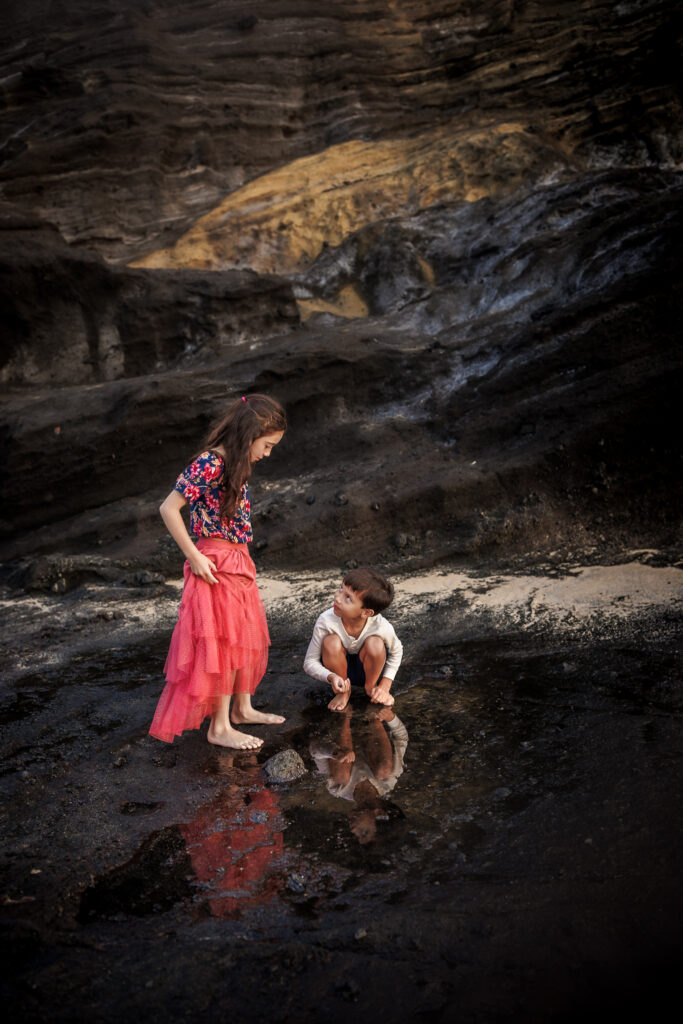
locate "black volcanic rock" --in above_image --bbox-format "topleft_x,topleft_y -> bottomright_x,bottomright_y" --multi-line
0,1 -> 681,261
0,1 -> 681,579
1,168 -> 680,572
299,169 -> 683,324
0,212 -> 298,386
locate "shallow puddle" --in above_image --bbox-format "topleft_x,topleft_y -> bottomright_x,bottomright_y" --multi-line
75,635 -> 682,924
2,625 -> 681,1024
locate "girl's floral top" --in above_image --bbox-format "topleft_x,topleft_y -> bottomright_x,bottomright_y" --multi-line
174,450 -> 252,543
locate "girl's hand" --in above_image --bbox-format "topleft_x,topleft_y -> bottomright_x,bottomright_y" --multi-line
188,551 -> 219,584
329,674 -> 351,694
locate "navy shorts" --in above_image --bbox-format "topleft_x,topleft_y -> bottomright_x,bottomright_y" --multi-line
345,650 -> 387,687
346,651 -> 366,688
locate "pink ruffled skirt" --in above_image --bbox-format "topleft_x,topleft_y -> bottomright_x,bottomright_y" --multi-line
149,539 -> 270,743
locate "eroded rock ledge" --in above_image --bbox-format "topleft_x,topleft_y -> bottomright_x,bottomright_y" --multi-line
0,212 -> 298,387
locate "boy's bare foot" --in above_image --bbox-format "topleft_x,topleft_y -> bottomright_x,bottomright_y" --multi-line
367,684 -> 394,706
231,708 -> 286,726
207,722 -> 263,750
328,691 -> 351,712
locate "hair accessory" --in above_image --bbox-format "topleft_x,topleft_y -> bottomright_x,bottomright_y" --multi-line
241,395 -> 247,402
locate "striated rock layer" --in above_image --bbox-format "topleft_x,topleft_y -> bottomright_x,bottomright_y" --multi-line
1,168 -> 680,580
0,211 -> 299,387
131,123 -> 573,275
0,1 -> 680,262
0,0 -> 681,582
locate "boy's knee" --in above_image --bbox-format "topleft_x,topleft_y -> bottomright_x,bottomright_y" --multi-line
322,634 -> 344,658
361,635 -> 385,660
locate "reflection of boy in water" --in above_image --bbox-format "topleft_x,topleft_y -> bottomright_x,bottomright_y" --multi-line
310,708 -> 408,844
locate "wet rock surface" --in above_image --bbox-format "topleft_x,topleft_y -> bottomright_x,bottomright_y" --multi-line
1,558 -> 682,1021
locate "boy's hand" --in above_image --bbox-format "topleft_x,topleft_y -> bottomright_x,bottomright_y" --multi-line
329,673 -> 351,694
369,683 -> 394,706
333,750 -> 355,764
367,705 -> 395,722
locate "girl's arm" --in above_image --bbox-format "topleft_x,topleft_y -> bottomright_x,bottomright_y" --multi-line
159,490 -> 218,584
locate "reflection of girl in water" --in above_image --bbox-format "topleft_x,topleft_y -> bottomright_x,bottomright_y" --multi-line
309,707 -> 408,844
180,768 -> 284,918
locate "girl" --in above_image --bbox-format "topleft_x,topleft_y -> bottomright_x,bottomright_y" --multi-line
149,394 -> 286,750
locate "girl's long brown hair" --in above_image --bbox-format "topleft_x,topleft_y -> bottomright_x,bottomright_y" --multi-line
203,394 -> 286,518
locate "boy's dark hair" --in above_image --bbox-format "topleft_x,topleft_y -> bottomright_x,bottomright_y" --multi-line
343,567 -> 394,614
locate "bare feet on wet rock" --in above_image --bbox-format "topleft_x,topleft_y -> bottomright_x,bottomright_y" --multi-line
328,691 -> 351,712
207,722 -> 263,750
230,708 -> 286,725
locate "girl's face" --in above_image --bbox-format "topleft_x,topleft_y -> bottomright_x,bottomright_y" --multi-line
250,430 -> 284,463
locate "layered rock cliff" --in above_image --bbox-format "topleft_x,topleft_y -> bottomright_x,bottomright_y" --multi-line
1,0 -> 681,581
2,1 -> 680,261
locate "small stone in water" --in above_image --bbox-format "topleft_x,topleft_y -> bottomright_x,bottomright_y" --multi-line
263,750 -> 307,782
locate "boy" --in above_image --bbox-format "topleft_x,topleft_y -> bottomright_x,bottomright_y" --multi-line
303,567 -> 403,712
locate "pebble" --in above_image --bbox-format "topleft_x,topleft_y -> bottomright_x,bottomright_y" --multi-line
263,749 -> 307,782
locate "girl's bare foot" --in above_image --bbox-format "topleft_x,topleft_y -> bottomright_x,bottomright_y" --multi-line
207,722 -> 263,750
328,691 -> 351,712
231,708 -> 285,726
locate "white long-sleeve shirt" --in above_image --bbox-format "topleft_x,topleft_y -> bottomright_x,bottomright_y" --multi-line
303,607 -> 403,684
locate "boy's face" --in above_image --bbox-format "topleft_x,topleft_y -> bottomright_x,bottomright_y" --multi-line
333,582 -> 372,620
